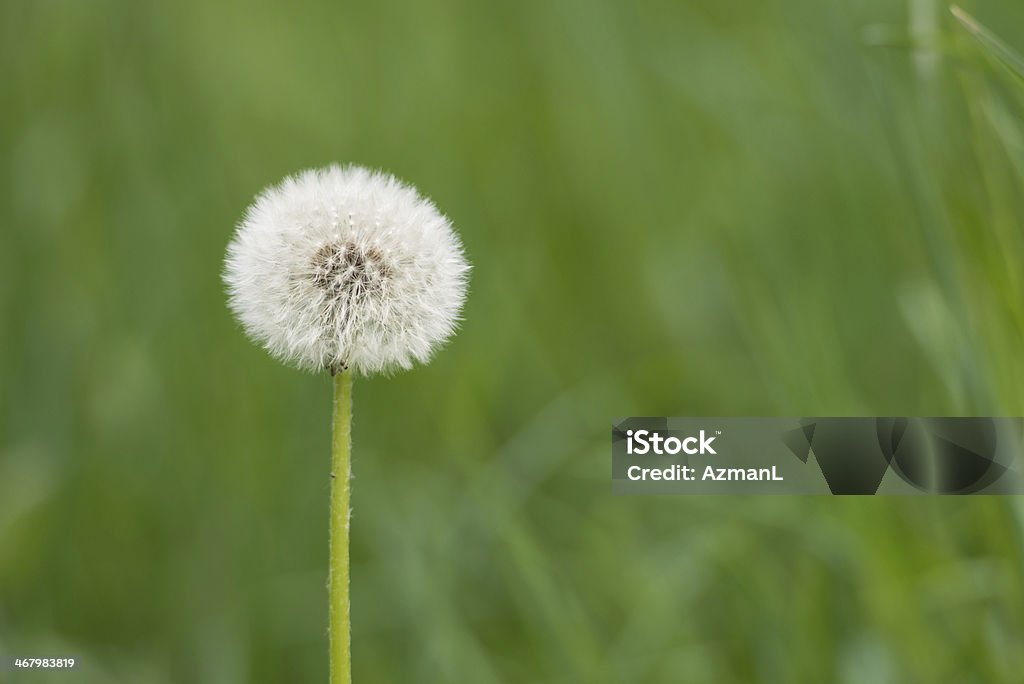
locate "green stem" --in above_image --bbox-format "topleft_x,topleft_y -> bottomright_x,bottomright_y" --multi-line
329,369 -> 353,684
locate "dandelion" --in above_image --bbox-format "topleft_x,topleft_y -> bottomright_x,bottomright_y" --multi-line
223,164 -> 470,683
224,164 -> 469,375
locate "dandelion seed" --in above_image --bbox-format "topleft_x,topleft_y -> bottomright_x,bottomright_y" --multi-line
224,164 -> 470,375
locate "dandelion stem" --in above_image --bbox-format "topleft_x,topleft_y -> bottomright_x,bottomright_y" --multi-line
329,368 -> 353,684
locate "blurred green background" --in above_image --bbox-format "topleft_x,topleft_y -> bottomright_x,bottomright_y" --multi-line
4,0 -> 1024,682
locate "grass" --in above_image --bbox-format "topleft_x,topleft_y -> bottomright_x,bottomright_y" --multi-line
2,0 -> 1024,682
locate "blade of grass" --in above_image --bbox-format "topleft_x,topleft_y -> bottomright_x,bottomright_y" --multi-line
951,5 -> 1024,84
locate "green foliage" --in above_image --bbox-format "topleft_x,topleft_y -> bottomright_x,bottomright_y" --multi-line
3,1 -> 1024,681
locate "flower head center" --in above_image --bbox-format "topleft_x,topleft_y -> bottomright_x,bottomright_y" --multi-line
311,241 -> 390,298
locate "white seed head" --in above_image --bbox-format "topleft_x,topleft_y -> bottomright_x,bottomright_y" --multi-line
224,165 -> 470,375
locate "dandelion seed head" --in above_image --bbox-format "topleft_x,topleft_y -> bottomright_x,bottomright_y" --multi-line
224,165 -> 470,374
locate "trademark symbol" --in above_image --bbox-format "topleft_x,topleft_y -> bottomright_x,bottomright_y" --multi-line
716,431 -> 722,435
